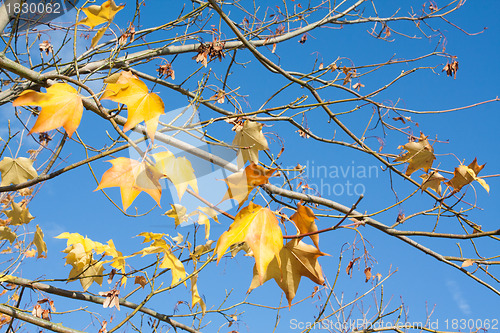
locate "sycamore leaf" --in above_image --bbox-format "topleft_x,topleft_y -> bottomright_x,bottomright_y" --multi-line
197,207 -> 219,240
419,172 -> 446,195
248,239 -> 327,307
0,226 -> 16,244
216,202 -> 283,282
137,232 -> 166,243
394,133 -> 435,176
33,225 -> 47,258
101,71 -> 165,140
191,273 -> 206,315
95,157 -> 163,211
153,151 -> 198,200
135,234 -> 186,286
160,250 -> 187,286
78,0 -> 125,48
221,162 -> 276,208
79,0 -> 124,28
171,232 -> 184,244
105,240 -> 126,275
13,83 -> 83,137
0,157 -> 38,186
62,242 -> 104,291
446,158 -> 488,193
134,275 -> 147,288
232,120 -> 269,168
5,201 -> 34,225
164,204 -> 187,227
91,25 -> 109,48
56,232 -> 107,254
290,203 -> 319,250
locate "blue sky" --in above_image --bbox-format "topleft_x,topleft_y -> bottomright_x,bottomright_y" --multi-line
1,0 -> 499,332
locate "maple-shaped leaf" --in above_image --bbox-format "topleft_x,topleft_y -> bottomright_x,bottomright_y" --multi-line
78,0 -> 125,48
0,157 -> 38,186
221,162 -> 276,207
419,172 -> 446,195
56,232 -> 107,254
137,232 -> 165,243
196,206 -> 219,240
101,71 -> 165,141
248,239 -> 327,307
104,239 -> 127,286
6,201 -> 34,225
164,204 -> 188,227
33,225 -> 47,258
0,226 -> 16,244
95,157 -> 163,211
160,250 -> 187,285
446,158 -> 489,193
61,242 -> 104,291
134,275 -> 147,288
232,120 -> 269,168
135,234 -> 186,286
394,133 -> 435,176
216,202 -> 283,282
191,273 -> 206,315
153,151 -> 198,200
13,83 -> 83,138
290,203 -> 319,250
79,0 -> 124,28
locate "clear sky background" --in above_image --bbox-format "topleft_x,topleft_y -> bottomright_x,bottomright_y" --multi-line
1,0 -> 499,332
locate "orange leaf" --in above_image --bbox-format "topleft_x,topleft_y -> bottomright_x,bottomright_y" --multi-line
248,239 -> 327,307
290,202 -> 319,250
221,162 -> 276,207
446,158 -> 488,193
216,202 -> 283,282
95,157 -> 163,211
13,83 -> 83,138
101,71 -> 165,141
394,133 -> 435,176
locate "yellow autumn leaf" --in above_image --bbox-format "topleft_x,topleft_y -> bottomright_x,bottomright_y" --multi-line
95,157 -> 163,211
197,206 -> 219,240
394,133 -> 435,176
5,201 -> 34,225
215,202 -> 283,282
153,151 -> 198,200
248,239 -> 327,307
419,172 -> 446,195
191,273 -> 206,315
62,242 -> 104,291
101,71 -> 165,140
79,0 -> 124,28
33,225 -> 47,258
446,158 -> 489,193
137,232 -> 166,243
13,83 -> 83,138
232,120 -> 269,168
164,204 -> 188,227
0,157 -> 38,186
160,250 -> 187,286
0,226 -> 16,244
221,162 -> 276,208
78,0 -> 125,48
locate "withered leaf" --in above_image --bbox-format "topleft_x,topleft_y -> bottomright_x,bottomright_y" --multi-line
394,133 -> 435,176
